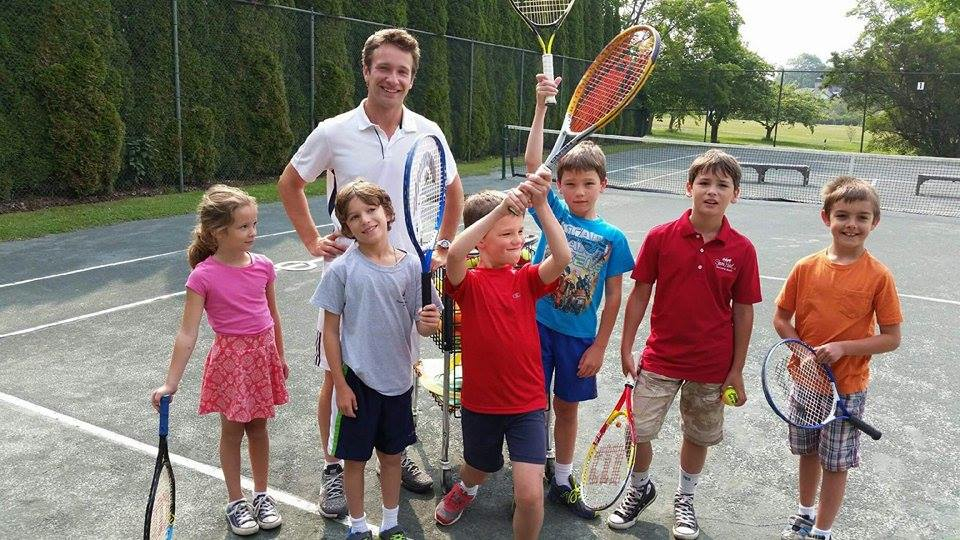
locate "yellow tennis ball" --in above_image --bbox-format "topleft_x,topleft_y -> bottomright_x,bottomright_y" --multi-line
722,387 -> 739,406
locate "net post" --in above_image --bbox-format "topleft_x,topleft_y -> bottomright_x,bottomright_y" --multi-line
501,125 -> 508,180
171,0 -> 185,193
773,69 -> 785,147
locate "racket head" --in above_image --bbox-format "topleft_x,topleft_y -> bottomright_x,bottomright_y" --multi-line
144,395 -> 175,540
579,383 -> 637,512
402,134 -> 447,274
761,338 -> 839,429
566,25 -> 661,135
508,0 -> 577,29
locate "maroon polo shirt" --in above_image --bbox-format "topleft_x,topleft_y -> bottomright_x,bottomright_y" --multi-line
632,209 -> 762,383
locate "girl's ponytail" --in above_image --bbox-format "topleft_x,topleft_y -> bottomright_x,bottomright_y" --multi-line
188,185 -> 257,268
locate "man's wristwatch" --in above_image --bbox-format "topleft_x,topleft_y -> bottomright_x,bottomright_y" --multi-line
435,239 -> 452,250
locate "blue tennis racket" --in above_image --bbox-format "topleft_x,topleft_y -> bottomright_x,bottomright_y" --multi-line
144,395 -> 175,539
403,134 -> 447,306
761,338 -> 881,440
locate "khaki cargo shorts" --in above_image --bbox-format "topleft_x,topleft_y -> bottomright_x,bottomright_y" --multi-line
631,370 -> 725,447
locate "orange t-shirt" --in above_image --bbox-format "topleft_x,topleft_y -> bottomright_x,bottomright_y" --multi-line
775,250 -> 903,394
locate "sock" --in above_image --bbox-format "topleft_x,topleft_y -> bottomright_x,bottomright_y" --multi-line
349,514 -> 369,533
554,462 -> 573,487
631,470 -> 651,488
810,526 -> 831,539
678,468 -> 700,495
798,503 -> 816,520
460,480 -> 479,496
253,491 -> 268,500
380,505 -> 399,531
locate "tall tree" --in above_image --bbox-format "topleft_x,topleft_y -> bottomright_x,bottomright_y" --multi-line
784,53 -> 827,88
644,0 -> 770,142
749,82 -> 825,140
828,0 -> 960,156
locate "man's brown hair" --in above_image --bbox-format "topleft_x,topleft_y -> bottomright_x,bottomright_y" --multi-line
463,190 -> 506,228
557,140 -> 606,182
361,28 -> 421,76
334,180 -> 396,239
821,175 -> 881,220
687,149 -> 742,189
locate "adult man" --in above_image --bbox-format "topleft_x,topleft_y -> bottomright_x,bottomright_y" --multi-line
277,28 -> 463,522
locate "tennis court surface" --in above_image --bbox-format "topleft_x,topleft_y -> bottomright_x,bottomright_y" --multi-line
1,170 -> 958,538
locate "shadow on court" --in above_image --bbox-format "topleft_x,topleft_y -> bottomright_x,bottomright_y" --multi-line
0,172 -> 957,538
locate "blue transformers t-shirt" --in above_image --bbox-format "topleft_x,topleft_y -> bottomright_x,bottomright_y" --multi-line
530,189 -> 634,338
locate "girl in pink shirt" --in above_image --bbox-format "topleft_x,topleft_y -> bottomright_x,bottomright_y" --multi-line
150,185 -> 289,536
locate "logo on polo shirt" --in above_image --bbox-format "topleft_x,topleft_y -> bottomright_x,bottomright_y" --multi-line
714,257 -> 735,272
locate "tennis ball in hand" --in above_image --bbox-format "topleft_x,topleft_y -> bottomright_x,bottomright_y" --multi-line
722,387 -> 739,406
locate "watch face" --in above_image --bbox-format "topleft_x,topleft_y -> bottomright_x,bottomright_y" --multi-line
437,239 -> 451,249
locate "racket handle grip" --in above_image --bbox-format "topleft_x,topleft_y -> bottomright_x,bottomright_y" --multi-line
848,416 -> 882,440
421,272 -> 432,308
159,395 -> 170,437
542,54 -> 556,105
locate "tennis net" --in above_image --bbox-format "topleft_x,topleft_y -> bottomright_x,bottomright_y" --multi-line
503,124 -> 960,218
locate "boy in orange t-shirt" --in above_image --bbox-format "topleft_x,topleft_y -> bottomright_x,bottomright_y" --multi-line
773,176 -> 903,540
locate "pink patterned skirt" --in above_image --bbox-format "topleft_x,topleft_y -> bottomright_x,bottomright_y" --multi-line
198,328 -> 289,423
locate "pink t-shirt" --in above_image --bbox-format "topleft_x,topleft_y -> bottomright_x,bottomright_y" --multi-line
445,263 -> 557,414
186,253 -> 276,335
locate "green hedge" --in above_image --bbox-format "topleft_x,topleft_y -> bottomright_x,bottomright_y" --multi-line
1,0 -> 626,201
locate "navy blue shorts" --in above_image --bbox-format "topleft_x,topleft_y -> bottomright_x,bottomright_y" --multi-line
461,408 -> 546,473
539,322 -> 598,403
328,367 -> 416,461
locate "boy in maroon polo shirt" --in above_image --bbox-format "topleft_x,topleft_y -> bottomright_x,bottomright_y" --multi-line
610,149 -> 762,539
434,170 -> 571,539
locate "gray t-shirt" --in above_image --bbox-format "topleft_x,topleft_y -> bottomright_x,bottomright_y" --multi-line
311,247 -> 424,396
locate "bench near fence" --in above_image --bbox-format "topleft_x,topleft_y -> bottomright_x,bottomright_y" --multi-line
916,173 -> 960,195
740,162 -> 811,186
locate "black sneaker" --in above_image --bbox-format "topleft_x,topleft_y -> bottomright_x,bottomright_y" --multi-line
781,513 -> 815,540
606,480 -> 657,530
672,491 -> 700,539
318,463 -> 347,519
547,474 -> 597,519
399,451 -> 433,494
225,499 -> 259,536
252,493 -> 282,530
803,534 -> 829,540
378,525 -> 409,539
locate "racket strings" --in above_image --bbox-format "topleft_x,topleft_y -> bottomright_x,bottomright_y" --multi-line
511,0 -> 574,25
771,342 -> 834,426
569,29 -> 657,134
149,471 -> 173,540
582,416 -> 631,506
409,146 -> 443,248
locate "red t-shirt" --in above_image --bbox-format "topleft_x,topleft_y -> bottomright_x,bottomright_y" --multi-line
446,263 -> 558,414
632,209 -> 762,383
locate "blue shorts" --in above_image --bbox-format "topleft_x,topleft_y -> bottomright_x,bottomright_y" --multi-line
461,408 -> 546,473
328,366 -> 416,461
539,322 -> 598,403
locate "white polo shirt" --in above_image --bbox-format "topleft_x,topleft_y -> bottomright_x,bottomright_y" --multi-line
290,99 -> 458,254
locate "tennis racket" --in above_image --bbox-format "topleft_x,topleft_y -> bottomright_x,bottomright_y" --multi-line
579,376 -> 638,512
509,0 -> 578,105
761,338 -> 882,440
144,395 -> 175,540
403,134 -> 447,307
542,24 -> 661,170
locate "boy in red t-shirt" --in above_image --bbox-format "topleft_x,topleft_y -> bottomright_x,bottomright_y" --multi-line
613,150 -> 762,539
434,170 -> 571,539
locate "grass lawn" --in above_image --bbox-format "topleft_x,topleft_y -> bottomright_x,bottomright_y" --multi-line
650,116 -> 874,153
0,153 -> 508,242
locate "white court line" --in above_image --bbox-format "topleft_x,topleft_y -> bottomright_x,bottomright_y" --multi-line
0,225 -> 333,290
0,390 -> 365,532
761,275 -> 959,306
0,291 -> 185,339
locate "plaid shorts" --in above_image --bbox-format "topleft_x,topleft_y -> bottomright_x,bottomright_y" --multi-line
789,390 -> 867,472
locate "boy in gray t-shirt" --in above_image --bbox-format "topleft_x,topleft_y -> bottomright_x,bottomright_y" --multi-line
310,180 -> 440,540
